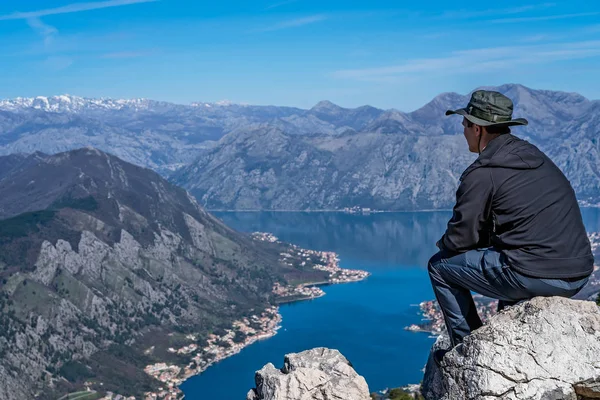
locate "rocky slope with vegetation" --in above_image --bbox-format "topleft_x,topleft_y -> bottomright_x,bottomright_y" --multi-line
0,148 -> 331,400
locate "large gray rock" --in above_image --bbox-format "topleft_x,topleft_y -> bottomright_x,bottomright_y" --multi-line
246,347 -> 371,400
422,297 -> 600,400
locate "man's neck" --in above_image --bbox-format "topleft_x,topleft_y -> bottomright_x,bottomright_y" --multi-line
480,133 -> 502,152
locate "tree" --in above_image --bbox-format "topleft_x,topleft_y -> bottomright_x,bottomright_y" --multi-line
387,388 -> 415,400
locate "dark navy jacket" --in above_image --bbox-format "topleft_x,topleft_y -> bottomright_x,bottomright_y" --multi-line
439,133 -> 594,279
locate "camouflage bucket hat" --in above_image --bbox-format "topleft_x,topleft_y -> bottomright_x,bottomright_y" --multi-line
446,90 -> 528,127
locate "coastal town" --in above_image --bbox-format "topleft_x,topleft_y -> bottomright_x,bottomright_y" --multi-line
254,232 -> 370,301
590,232 -> 599,253
140,307 -> 282,400
134,232 -> 370,400
405,296 -> 499,335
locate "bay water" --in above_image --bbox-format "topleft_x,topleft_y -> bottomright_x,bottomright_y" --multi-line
181,209 -> 600,399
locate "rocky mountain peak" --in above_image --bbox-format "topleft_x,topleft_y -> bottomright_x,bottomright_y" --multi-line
247,348 -> 371,400
311,100 -> 344,112
412,91 -> 466,114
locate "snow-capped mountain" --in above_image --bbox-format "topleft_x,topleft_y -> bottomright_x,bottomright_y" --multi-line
1,84 -> 599,210
0,94 -> 158,112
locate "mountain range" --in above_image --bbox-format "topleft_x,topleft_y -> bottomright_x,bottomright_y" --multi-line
0,148 -> 327,399
1,84 -> 599,210
172,84 -> 600,210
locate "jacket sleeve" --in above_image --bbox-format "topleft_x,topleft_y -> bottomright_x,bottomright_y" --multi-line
439,169 -> 494,253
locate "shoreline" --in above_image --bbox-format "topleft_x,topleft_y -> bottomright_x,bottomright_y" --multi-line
205,204 -> 598,213
208,209 -> 453,213
140,233 -> 370,400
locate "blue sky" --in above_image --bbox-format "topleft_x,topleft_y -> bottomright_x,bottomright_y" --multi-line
0,0 -> 599,110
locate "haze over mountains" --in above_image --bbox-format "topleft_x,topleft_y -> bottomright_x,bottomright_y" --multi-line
1,84 -> 599,210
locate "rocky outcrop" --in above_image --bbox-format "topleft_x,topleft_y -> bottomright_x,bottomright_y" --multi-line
422,297 -> 600,400
246,347 -> 371,400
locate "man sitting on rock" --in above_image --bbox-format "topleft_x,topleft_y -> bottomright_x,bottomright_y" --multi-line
428,89 -> 594,365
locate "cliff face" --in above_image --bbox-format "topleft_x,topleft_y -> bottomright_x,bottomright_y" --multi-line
422,297 -> 600,400
0,148 -> 328,399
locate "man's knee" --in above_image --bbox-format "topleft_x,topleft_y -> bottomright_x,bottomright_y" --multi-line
428,251 -> 444,276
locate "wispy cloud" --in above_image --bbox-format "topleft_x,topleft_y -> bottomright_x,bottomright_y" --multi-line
436,3 -> 555,19
265,0 -> 299,10
519,34 -> 552,43
255,14 -> 327,32
0,0 -> 158,21
332,40 -> 600,82
491,11 -> 600,23
25,16 -> 74,68
101,50 -> 156,58
26,17 -> 58,46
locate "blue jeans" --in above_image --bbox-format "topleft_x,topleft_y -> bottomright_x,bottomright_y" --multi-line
427,248 -> 589,347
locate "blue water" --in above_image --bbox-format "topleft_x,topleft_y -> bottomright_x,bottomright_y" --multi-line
181,209 -> 600,400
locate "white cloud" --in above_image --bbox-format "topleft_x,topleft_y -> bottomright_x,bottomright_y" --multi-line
0,0 -> 157,21
255,14 -> 327,32
332,41 -> 600,82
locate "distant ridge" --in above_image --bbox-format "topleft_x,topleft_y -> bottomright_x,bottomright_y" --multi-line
1,84 -> 598,209
171,84 -> 600,210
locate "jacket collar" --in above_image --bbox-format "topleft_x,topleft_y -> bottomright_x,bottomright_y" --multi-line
460,134 -> 514,180
479,133 -> 513,160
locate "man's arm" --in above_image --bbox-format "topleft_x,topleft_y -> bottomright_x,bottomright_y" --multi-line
438,169 -> 494,253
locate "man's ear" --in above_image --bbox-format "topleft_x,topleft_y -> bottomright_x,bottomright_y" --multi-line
475,124 -> 483,136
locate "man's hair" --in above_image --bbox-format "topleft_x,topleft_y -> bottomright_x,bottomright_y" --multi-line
466,119 -> 511,134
